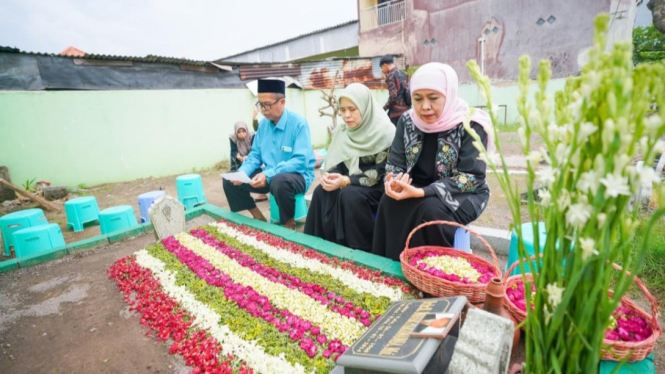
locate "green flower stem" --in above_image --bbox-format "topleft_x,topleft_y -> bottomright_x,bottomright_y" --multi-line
467,13 -> 665,373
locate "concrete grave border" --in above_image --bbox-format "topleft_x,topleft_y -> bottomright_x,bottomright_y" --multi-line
0,204 -> 513,278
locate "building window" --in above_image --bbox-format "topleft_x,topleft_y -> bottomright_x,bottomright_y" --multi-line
360,0 -> 406,32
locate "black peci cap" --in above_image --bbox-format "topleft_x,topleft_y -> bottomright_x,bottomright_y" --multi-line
257,79 -> 286,94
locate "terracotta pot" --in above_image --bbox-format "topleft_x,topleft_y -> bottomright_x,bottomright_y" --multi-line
481,277 -> 521,356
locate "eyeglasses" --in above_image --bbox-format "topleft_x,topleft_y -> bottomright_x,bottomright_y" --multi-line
255,98 -> 282,111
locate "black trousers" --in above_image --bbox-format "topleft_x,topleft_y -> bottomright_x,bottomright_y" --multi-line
222,171 -> 305,224
304,183 -> 383,252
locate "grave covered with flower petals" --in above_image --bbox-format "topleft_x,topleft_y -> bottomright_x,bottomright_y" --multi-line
108,219 -> 419,374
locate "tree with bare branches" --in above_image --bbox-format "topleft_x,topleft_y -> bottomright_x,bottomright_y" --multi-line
318,70 -> 341,137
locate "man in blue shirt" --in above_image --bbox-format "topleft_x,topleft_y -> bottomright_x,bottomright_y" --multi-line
223,79 -> 315,229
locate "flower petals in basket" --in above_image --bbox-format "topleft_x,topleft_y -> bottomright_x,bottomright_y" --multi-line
502,260 -> 661,362
400,221 -> 501,303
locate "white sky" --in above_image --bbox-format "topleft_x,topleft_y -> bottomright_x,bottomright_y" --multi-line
0,0 -> 358,61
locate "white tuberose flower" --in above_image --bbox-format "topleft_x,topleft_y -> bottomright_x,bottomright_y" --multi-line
600,173 -> 631,198
636,164 -> 661,186
578,122 -> 598,141
546,283 -> 565,309
539,167 -> 557,186
579,237 -> 599,260
578,170 -> 601,194
538,189 -> 552,206
565,202 -> 593,228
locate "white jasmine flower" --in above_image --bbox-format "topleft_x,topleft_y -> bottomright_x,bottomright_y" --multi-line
579,237 -> 599,260
565,202 -> 593,228
600,173 -> 631,198
538,189 -> 552,206
546,283 -> 565,308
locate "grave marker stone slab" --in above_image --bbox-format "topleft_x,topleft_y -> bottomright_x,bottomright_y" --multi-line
448,308 -> 514,374
335,297 -> 466,374
148,196 -> 185,240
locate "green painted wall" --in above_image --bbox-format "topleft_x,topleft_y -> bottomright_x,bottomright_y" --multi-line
0,88 -> 386,187
459,78 -> 567,124
0,78 -> 561,187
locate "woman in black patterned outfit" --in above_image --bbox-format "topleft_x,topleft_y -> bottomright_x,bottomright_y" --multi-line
372,63 -> 495,261
305,83 -> 395,252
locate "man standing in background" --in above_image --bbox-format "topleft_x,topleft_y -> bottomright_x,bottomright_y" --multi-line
380,54 -> 410,126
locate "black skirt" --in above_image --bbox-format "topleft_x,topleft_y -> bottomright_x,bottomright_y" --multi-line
371,195 -> 478,262
305,184 -> 383,252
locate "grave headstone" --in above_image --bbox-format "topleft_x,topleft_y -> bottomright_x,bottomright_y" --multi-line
448,308 -> 514,374
335,297 -> 467,374
148,196 -> 185,240
0,166 -> 16,202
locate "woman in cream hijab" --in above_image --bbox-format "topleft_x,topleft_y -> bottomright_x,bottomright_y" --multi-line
305,83 -> 395,252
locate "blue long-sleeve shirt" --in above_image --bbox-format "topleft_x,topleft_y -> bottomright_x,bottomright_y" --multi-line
238,108 -> 316,189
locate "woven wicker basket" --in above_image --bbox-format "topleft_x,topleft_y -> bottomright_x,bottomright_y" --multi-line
400,220 -> 501,303
502,260 -> 661,362
602,263 -> 661,362
502,257 -> 536,327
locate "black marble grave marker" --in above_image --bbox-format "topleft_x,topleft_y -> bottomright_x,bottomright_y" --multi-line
333,296 -> 467,374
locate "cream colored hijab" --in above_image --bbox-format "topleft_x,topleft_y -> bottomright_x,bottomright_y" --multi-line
324,83 -> 396,175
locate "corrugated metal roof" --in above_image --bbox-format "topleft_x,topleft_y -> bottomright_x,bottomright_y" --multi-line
299,55 -> 406,89
0,46 -> 214,67
239,64 -> 302,80
217,20 -> 358,61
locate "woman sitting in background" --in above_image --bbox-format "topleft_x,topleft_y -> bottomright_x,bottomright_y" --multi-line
305,83 -> 395,252
229,120 -> 267,202
372,63 -> 494,261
